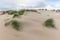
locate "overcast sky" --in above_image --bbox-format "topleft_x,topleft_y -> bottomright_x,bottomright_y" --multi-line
0,0 -> 60,10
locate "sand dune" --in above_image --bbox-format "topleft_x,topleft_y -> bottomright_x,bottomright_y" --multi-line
0,11 -> 60,40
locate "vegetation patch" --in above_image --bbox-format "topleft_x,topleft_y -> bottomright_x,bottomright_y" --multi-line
18,9 -> 25,15
5,9 -> 37,18
5,20 -> 21,31
56,10 -> 60,12
7,10 -> 17,15
25,9 -> 37,12
44,19 -> 56,28
4,9 -> 37,31
18,9 -> 37,15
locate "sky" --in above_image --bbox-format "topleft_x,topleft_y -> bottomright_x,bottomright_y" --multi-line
0,0 -> 60,10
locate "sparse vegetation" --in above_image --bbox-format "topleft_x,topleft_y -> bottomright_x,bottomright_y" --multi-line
18,9 -> 37,15
56,10 -> 60,12
52,9 -> 55,11
45,9 -> 47,11
18,9 -> 25,15
5,9 -> 37,18
5,20 -> 21,31
25,9 -> 37,12
7,10 -> 17,15
4,9 -> 38,31
44,19 -> 56,28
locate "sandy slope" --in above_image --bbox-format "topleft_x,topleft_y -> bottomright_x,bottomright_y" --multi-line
0,11 -> 60,40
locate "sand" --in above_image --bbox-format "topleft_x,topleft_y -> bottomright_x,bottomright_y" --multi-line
0,10 -> 60,40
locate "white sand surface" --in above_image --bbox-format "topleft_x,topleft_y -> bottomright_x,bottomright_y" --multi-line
0,11 -> 60,40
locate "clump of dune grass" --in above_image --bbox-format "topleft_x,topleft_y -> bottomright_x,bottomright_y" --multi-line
13,9 -> 37,17
25,9 -> 37,12
18,9 -> 25,15
6,10 -> 25,18
6,9 -> 37,18
18,9 -> 37,15
5,20 -> 21,31
52,9 -> 55,11
56,10 -> 60,12
6,10 -> 19,18
44,19 -> 56,28
7,10 -> 17,15
13,13 -> 20,18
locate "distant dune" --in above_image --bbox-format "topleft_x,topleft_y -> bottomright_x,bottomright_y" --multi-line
0,10 -> 60,40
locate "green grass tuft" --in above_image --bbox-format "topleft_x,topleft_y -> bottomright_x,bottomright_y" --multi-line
25,9 -> 37,12
44,19 -> 56,28
8,10 -> 17,15
5,20 -> 21,31
18,9 -> 25,15
6,9 -> 37,18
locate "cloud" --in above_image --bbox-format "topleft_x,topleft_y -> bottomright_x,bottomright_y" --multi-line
17,0 -> 46,9
0,0 -> 60,10
44,0 -> 60,9
0,0 -> 17,10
